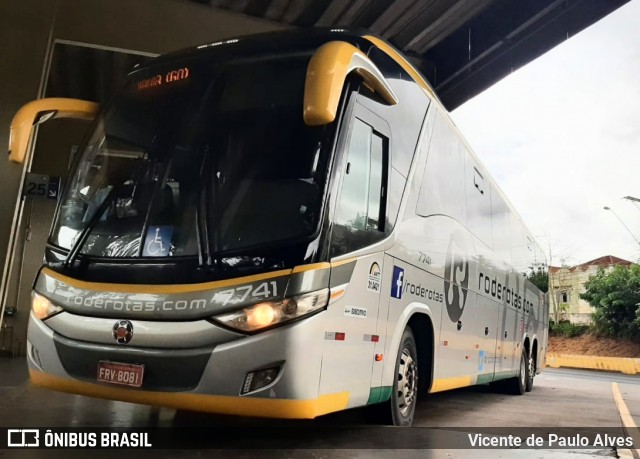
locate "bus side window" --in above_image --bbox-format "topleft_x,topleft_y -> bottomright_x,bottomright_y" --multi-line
331,117 -> 388,257
417,110 -> 466,224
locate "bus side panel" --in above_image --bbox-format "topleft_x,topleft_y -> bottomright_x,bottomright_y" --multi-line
379,252 -> 441,393
464,291 -> 500,385
318,254 -> 385,408
495,300 -> 520,379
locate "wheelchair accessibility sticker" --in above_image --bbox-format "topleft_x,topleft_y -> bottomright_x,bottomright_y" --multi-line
478,350 -> 485,372
143,226 -> 173,256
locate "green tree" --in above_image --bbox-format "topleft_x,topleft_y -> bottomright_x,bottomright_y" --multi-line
527,266 -> 548,293
580,264 -> 640,340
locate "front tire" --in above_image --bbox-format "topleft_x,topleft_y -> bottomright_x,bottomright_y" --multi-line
391,328 -> 419,426
368,327 -> 419,426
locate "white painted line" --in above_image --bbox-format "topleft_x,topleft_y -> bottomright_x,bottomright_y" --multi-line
612,382 -> 640,458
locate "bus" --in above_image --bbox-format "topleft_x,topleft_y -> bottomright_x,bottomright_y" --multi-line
9,29 -> 548,426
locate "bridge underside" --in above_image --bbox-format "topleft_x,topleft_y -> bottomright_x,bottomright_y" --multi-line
195,0 -> 630,109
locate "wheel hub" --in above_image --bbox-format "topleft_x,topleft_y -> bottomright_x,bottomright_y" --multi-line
396,348 -> 417,415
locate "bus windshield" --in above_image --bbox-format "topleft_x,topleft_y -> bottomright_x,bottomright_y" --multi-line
52,54 -> 330,259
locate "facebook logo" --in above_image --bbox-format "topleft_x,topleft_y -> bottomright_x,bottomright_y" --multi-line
391,266 -> 404,299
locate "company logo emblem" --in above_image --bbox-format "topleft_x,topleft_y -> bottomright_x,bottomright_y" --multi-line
391,266 -> 405,299
367,262 -> 382,293
112,320 -> 134,344
444,233 -> 470,322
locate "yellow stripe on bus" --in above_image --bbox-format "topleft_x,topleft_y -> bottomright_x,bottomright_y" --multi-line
363,35 -> 436,98
330,257 -> 357,267
30,370 -> 349,419
41,260 -> 350,295
292,262 -> 331,273
40,267 -> 293,295
430,375 -> 473,393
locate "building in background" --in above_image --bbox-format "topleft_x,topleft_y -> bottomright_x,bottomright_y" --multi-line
549,255 -> 632,324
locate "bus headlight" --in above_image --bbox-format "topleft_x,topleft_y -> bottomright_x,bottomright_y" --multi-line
31,292 -> 63,320
211,289 -> 329,333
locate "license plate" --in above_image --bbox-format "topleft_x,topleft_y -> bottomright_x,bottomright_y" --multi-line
97,361 -> 144,387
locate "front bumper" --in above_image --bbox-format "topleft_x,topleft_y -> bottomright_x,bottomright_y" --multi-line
27,311 -> 348,419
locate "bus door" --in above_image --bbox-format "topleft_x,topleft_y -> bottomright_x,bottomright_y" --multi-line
319,100 -> 392,406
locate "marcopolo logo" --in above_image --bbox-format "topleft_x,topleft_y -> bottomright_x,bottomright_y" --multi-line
391,266 -> 404,299
444,232 -> 470,322
112,320 -> 134,345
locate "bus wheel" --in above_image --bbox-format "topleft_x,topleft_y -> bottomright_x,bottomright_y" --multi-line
365,328 -> 418,425
391,328 -> 418,426
505,349 -> 527,395
525,352 -> 535,392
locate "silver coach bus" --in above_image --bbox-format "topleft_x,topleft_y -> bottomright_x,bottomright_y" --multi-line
9,29 -> 548,426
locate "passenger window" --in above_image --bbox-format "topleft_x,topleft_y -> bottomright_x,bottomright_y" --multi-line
417,111 -> 466,223
335,119 -> 371,231
331,118 -> 388,256
367,133 -> 384,231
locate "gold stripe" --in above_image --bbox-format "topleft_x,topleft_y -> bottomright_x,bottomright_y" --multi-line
41,267 -> 292,294
363,35 -> 436,98
430,375 -> 473,393
329,288 -> 346,304
292,262 -> 331,273
41,259 -> 351,295
30,369 -> 349,419
330,257 -> 357,268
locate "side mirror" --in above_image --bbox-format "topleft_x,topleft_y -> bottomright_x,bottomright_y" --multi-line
303,41 -> 398,126
8,98 -> 99,164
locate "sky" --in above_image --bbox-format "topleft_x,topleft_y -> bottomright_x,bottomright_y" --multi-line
450,0 -> 640,267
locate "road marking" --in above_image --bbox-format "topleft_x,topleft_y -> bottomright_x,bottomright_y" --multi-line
612,382 -> 640,457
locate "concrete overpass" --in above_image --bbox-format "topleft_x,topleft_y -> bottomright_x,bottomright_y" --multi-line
193,0 -> 631,109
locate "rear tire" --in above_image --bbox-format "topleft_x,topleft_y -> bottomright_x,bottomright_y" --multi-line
525,351 -> 535,392
505,349 -> 527,395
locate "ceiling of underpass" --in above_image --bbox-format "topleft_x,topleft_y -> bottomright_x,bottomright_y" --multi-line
190,0 -> 631,109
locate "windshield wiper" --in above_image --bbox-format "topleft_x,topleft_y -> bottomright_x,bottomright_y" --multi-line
196,147 -> 212,267
63,185 -> 120,268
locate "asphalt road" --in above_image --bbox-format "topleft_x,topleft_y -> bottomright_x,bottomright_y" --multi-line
1,361 -> 638,458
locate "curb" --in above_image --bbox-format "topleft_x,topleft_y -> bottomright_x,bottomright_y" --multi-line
546,353 -> 640,375
612,382 -> 640,459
